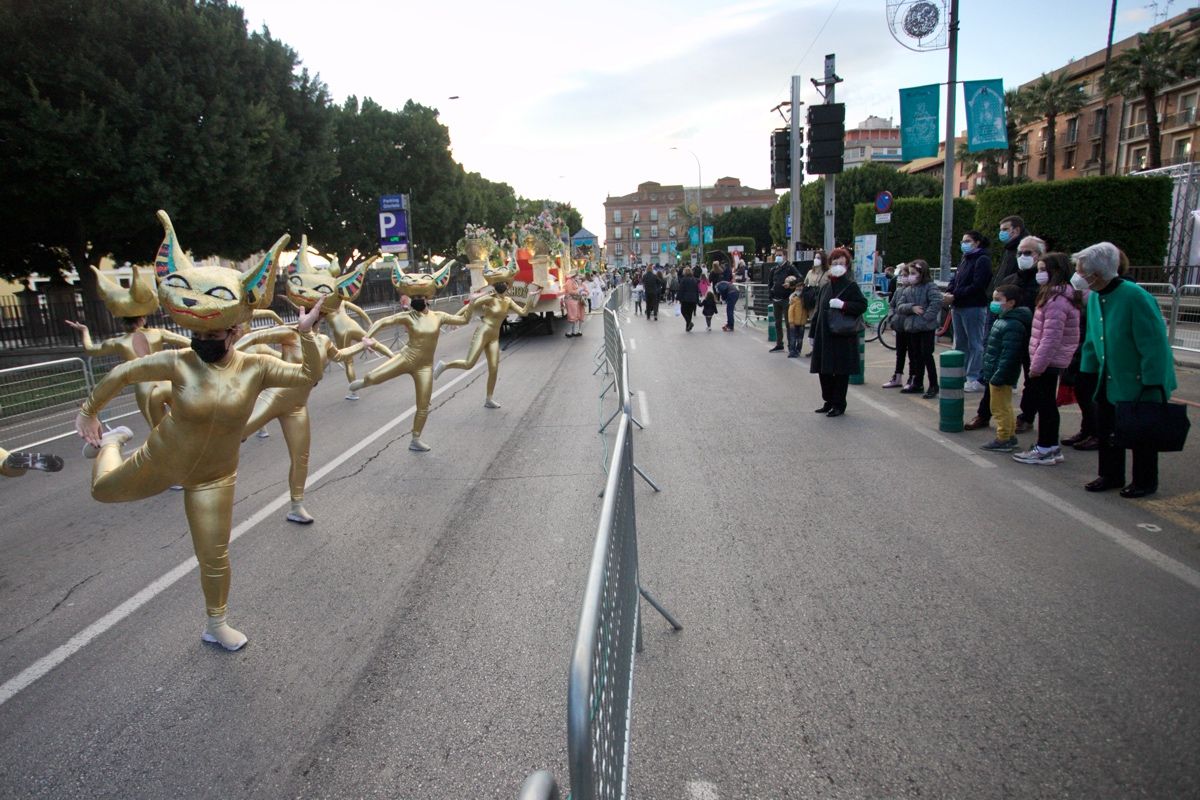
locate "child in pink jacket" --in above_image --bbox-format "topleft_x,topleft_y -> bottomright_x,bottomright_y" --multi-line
1013,252 -> 1081,466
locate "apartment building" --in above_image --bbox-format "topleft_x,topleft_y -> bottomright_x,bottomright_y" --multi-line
843,116 -> 905,169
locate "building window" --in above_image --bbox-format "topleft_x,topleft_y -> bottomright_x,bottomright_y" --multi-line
1172,137 -> 1192,163
613,226 -> 622,240
614,244 -> 624,256
612,210 -> 622,223
633,243 -> 641,255
1132,147 -> 1148,170
1064,148 -> 1076,170
1037,156 -> 1047,176
1017,161 -> 1028,178
1090,142 -> 1102,163
650,225 -> 659,238
668,208 -> 677,221
630,209 -> 640,222
705,206 -> 713,216
649,208 -> 659,222
668,226 -> 677,238
1066,117 -> 1079,144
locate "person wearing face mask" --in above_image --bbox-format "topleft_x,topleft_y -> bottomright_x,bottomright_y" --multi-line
1075,242 -> 1177,498
800,250 -> 827,354
978,284 -> 1032,452
944,230 -> 993,392
809,247 -> 866,417
882,263 -> 914,389
1011,253 -> 1080,466
987,216 -> 1027,300
889,259 -> 943,397
768,253 -> 801,352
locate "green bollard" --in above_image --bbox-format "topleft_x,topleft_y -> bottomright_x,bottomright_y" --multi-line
766,302 -> 776,342
939,349 -> 965,432
849,327 -> 866,385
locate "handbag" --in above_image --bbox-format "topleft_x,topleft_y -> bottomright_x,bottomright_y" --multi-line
826,284 -> 864,336
1055,383 -> 1076,407
1113,387 -> 1190,452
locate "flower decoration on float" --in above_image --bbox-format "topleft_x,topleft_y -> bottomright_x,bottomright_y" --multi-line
517,210 -> 565,255
456,223 -> 499,261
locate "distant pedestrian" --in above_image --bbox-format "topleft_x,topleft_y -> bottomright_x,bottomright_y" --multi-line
978,284 -> 1032,453
642,268 -> 664,320
890,259 -> 942,398
809,247 -> 866,417
563,272 -> 586,337
768,254 -> 801,352
785,275 -> 804,357
945,230 -> 992,391
717,280 -> 740,331
632,279 -> 645,316
882,262 -> 913,389
701,289 -> 718,331
677,267 -> 700,332
801,251 -> 827,354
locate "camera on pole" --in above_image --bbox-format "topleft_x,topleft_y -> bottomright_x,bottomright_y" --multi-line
806,103 -> 845,175
770,128 -> 797,190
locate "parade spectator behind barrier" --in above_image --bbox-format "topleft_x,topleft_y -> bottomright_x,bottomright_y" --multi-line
883,262 -> 913,389
987,215 -> 1028,301
1012,252 -> 1081,466
978,284 -> 1032,452
701,288 -> 719,331
677,266 -> 700,332
809,247 -> 866,417
768,254 -> 801,352
1076,242 -> 1178,498
802,250 -> 828,353
642,267 -> 664,321
892,259 -> 943,398
717,279 -> 740,331
945,229 -> 993,392
734,257 -> 749,283
785,275 -> 804,357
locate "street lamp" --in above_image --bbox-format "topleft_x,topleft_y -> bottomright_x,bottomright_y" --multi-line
670,146 -> 703,268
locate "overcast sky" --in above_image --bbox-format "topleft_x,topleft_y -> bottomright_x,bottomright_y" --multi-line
236,0 -> 1178,244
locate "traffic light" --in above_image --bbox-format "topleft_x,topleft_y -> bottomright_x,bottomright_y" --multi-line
633,227 -> 640,239
770,128 -> 791,189
806,103 -> 846,175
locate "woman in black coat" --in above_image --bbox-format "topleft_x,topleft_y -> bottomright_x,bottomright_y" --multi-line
676,267 -> 700,332
809,247 -> 867,417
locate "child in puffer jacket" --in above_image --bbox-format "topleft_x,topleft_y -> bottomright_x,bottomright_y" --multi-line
1012,252 -> 1082,466
979,283 -> 1032,453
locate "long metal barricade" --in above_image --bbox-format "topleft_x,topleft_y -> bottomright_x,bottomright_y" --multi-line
521,281 -> 680,800
0,358 -> 93,450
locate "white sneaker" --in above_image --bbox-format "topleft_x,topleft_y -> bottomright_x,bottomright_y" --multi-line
287,501 -> 314,524
408,437 -> 431,452
255,428 -> 270,439
963,379 -> 985,393
202,616 -> 247,651
1012,447 -> 1060,466
432,359 -> 446,380
483,397 -> 501,409
82,425 -> 133,459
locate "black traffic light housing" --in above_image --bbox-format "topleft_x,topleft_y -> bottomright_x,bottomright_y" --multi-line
770,128 -> 794,189
633,227 -> 640,239
806,103 -> 846,175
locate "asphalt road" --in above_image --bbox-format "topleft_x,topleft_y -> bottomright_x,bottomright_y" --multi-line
0,305 -> 1197,799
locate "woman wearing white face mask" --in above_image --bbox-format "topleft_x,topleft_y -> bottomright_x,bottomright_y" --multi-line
809,247 -> 867,417
1012,253 -> 1080,466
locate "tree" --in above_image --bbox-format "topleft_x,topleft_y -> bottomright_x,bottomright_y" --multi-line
710,206 -> 771,253
0,0 -> 336,294
1014,72 -> 1085,181
1103,30 -> 1200,169
790,163 -> 941,248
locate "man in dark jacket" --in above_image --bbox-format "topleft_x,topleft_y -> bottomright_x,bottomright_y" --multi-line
768,255 -> 801,352
642,268 -> 664,320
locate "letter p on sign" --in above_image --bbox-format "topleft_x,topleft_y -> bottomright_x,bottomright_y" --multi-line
379,212 -> 397,237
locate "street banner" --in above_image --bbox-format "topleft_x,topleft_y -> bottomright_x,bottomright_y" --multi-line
964,79 -> 1008,152
899,84 -> 940,159
689,226 -> 700,247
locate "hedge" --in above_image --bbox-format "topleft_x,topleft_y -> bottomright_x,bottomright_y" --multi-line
677,236 -> 757,263
851,197 -> 978,266
973,175 -> 1172,266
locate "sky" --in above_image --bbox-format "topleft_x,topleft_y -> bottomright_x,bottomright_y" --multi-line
235,0 -> 1182,246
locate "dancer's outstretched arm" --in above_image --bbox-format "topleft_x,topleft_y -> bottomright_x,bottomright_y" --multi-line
64,321 -> 122,357
364,312 -> 414,340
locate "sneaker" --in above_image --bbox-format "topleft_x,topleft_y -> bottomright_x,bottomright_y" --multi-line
963,379 -> 985,393
980,437 -> 1018,453
1012,447 -> 1060,465
882,373 -> 903,388
4,451 -> 64,472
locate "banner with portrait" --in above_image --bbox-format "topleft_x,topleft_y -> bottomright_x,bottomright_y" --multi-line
964,79 -> 1008,152
898,84 -> 941,159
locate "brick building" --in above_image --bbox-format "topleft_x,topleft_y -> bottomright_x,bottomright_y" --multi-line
603,177 -> 777,266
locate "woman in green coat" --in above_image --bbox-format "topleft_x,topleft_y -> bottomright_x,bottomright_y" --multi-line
1075,242 -> 1178,498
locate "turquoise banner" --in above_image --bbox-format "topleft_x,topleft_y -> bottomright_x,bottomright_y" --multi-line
964,79 -> 1008,152
899,84 -> 941,159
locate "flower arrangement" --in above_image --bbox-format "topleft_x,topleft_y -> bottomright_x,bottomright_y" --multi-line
456,223 -> 498,261
517,210 -> 565,254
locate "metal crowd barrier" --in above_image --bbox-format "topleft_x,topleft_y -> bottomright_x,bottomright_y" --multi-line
521,280 -> 680,800
0,358 -> 93,450
1137,281 -> 1200,354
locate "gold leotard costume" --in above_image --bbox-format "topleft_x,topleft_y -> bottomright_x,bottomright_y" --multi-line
76,327 -> 191,428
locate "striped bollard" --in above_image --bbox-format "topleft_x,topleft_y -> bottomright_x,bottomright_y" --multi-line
939,350 -> 965,432
849,327 -> 866,385
766,302 -> 777,342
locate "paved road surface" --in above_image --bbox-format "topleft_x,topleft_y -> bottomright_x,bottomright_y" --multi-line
1,305 -> 1197,798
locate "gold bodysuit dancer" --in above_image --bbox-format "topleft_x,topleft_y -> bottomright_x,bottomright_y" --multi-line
433,263 -> 540,409
65,264 -> 191,429
350,260 -> 471,452
75,210 -> 318,652
236,248 -> 378,523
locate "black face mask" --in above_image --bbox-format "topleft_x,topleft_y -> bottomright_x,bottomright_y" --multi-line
191,336 -> 229,364
410,297 -> 428,311
493,282 -> 508,294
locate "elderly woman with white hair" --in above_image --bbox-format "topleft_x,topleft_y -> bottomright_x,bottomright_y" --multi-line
1075,241 -> 1177,498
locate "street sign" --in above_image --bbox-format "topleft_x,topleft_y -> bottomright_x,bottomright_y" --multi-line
876,212 -> 892,224
785,214 -> 792,238
864,296 -> 890,325
379,208 -> 409,256
874,191 -> 893,214
380,194 -> 406,212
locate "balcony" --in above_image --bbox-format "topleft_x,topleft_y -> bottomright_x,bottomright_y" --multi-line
1064,129 -> 1079,145
1164,107 -> 1197,129
1121,122 -> 1149,141
1038,140 -> 1049,153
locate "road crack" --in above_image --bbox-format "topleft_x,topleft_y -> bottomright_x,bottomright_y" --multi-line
0,571 -> 100,645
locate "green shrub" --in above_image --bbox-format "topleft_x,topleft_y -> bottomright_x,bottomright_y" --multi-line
851,197 -> 977,266
973,175 -> 1172,266
678,236 -> 757,264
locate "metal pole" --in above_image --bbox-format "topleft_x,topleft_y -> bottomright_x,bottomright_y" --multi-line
823,54 -> 837,254
789,75 -> 803,261
938,0 -> 959,281
1098,0 -> 1118,176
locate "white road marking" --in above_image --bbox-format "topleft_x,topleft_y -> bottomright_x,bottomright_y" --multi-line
851,389 -> 996,469
0,363 -> 485,707
686,780 -> 720,800
1014,479 -> 1200,591
637,390 -> 650,427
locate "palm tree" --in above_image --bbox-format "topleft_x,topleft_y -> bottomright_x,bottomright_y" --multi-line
1018,72 -> 1086,181
1103,30 -> 1200,169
